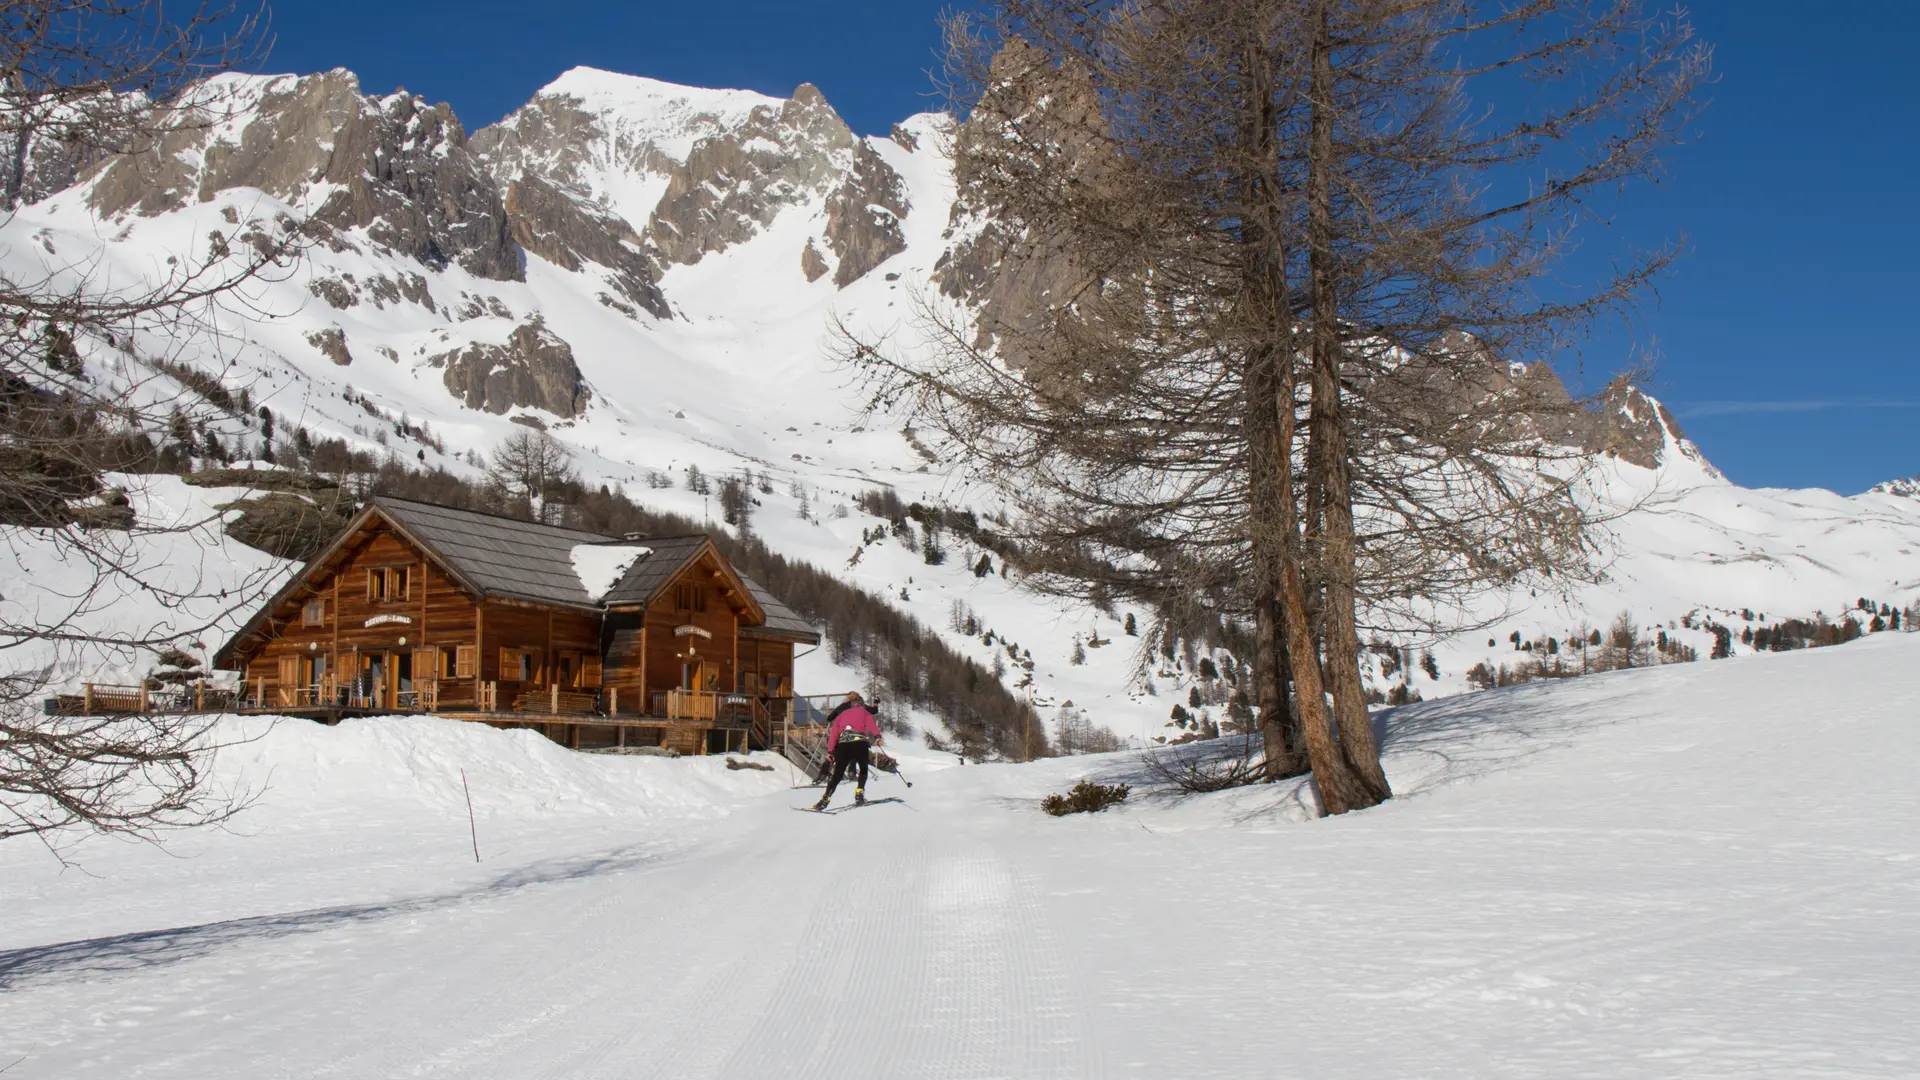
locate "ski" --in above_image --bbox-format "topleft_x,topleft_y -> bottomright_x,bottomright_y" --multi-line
792,797 -> 904,814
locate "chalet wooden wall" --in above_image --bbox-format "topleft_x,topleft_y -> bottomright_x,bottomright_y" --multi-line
240,524 -> 478,705
739,635 -> 796,698
639,559 -> 741,700
477,599 -> 602,694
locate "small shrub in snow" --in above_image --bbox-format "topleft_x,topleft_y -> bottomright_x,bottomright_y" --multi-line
1041,780 -> 1130,816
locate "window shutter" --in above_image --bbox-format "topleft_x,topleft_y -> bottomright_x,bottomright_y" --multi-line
414,648 -> 436,679
455,645 -> 476,679
582,654 -> 602,687
277,655 -> 298,685
500,648 -> 513,677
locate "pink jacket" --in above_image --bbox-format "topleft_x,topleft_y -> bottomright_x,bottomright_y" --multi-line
826,704 -> 881,747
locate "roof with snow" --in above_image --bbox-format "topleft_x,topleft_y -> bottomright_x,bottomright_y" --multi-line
217,498 -> 819,663
370,498 -> 816,640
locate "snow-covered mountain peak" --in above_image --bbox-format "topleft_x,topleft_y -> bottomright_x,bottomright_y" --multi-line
470,68 -> 908,286
536,66 -> 786,139
1871,475 -> 1920,499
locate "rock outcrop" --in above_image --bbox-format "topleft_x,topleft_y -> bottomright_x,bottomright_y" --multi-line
1590,378 -> 1689,470
474,70 -> 918,297
85,71 -> 521,281
645,84 -> 855,269
502,174 -> 668,317
1871,475 -> 1920,498
433,319 -> 590,417
823,141 -> 909,286
306,326 -> 352,366
800,238 -> 830,282
936,41 -> 1112,365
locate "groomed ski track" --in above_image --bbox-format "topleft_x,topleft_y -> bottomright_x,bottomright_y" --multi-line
3,634 -> 1917,1078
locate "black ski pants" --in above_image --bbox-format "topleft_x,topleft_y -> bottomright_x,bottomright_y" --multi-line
823,739 -> 871,798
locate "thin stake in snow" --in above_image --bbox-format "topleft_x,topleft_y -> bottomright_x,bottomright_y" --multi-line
461,768 -> 480,863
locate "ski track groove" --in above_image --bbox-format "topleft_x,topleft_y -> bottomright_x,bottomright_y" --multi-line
389,834 -> 691,1076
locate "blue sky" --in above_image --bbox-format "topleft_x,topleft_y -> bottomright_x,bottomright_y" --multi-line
264,1 -> 1918,494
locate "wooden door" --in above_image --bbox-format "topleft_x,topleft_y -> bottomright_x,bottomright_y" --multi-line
360,652 -> 385,709
394,651 -> 413,709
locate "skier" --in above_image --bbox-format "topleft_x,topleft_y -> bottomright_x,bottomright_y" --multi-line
813,691 -> 883,810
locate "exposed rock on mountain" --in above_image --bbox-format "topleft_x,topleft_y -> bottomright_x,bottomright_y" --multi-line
801,238 -> 830,282
1871,475 -> 1920,498
645,83 -> 860,271
824,141 -> 909,286
502,174 -> 668,317
474,69 -> 909,291
937,41 -> 1111,364
433,319 -> 589,417
85,71 -> 521,280
470,69 -> 771,207
1591,379 -> 1693,470
306,326 -> 352,366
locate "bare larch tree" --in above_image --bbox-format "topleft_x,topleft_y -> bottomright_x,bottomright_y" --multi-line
844,0 -> 1707,814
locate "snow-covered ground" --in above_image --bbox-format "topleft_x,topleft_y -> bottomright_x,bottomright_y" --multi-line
4,632 -> 1914,1078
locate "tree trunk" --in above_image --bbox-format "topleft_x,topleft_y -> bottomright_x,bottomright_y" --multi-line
1275,366 -> 1371,816
1253,534 -> 1305,779
1305,0 -> 1389,805
1239,29 -> 1306,782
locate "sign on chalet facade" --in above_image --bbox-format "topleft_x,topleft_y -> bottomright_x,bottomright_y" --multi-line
215,497 -> 822,754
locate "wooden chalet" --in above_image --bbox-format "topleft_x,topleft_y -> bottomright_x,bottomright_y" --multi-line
215,497 -> 825,755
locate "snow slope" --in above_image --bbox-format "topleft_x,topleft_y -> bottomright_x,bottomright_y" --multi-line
3,633 -> 1915,1077
2,67 -> 1918,747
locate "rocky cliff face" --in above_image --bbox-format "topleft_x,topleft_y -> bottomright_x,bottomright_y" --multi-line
472,69 -> 910,291
937,40 -> 1111,366
502,174 -> 668,317
1590,379 -> 1697,471
644,84 -> 856,271
86,72 -> 521,281
823,141 -> 910,286
433,319 -> 590,418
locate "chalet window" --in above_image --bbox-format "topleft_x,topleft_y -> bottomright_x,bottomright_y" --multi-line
366,566 -> 409,603
302,599 -> 326,626
676,583 -> 706,613
454,645 -> 476,679
499,648 -> 541,682
555,653 -> 575,688
301,655 -> 328,685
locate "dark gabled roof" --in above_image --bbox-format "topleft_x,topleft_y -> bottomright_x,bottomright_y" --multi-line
740,576 -> 818,640
374,497 -> 818,641
375,497 -> 609,610
599,533 -> 710,606
217,497 -> 823,665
